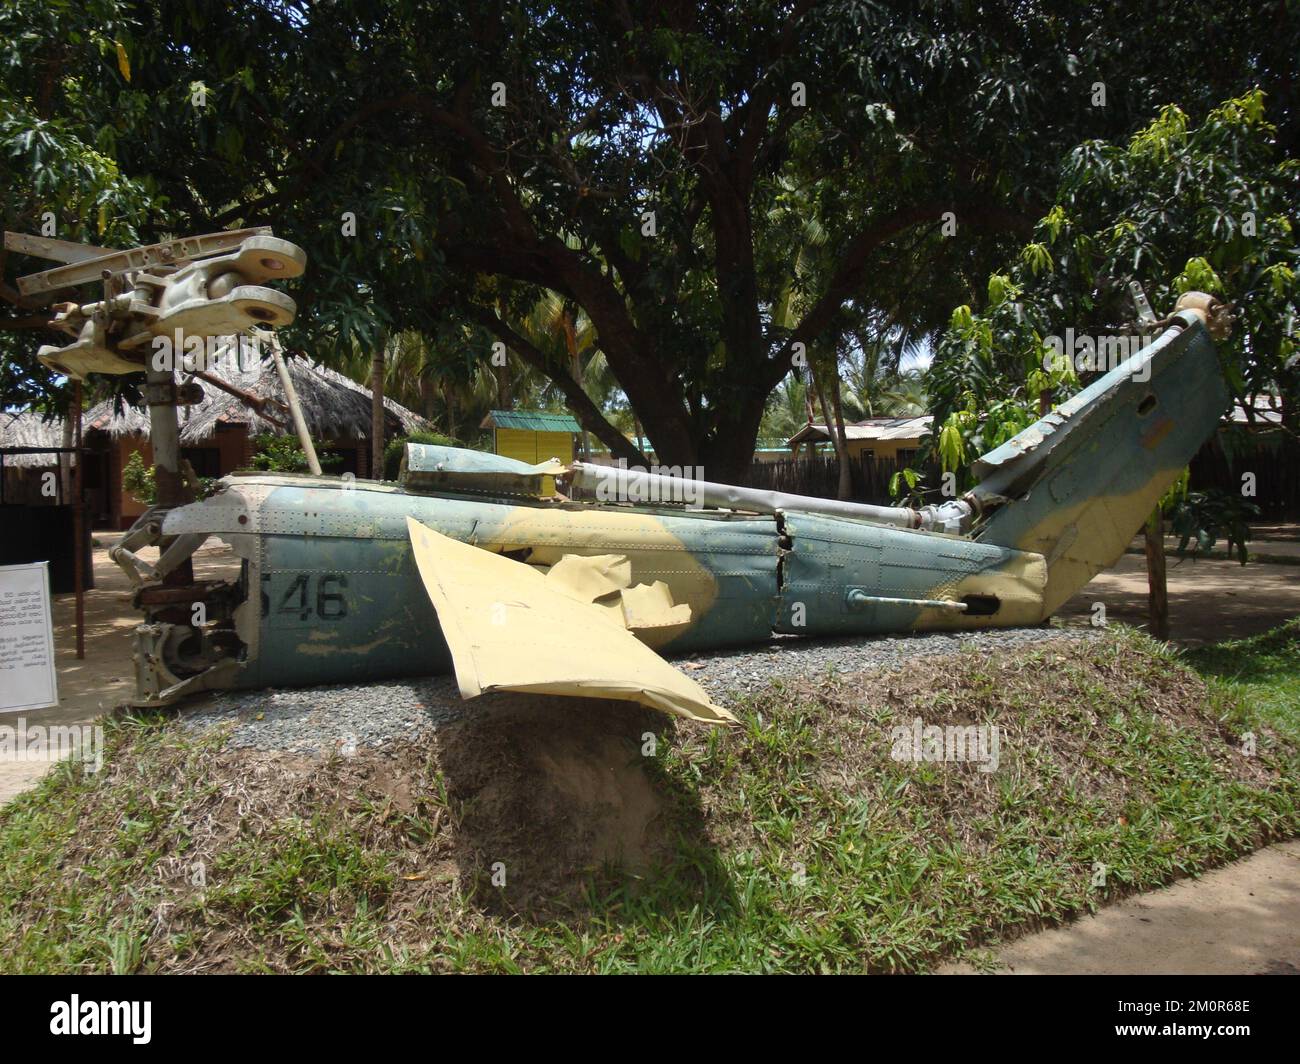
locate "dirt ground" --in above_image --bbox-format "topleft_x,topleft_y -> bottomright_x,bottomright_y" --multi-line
1058,550 -> 1300,646
940,840 -> 1300,975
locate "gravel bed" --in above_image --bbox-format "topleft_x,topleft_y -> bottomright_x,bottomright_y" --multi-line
674,622 -> 1100,698
179,674 -> 467,756
178,623 -> 1102,754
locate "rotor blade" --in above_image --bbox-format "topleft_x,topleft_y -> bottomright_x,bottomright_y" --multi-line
15,227 -> 273,296
4,233 -> 115,264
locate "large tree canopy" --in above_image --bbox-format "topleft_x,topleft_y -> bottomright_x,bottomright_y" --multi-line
4,1 -> 1297,476
929,89 -> 1300,485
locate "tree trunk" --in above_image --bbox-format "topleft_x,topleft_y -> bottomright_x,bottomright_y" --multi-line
418,374 -> 436,421
808,354 -> 852,500
494,359 -> 510,408
561,307 -> 581,382
1144,509 -> 1170,640
474,305 -> 645,466
1279,368 -> 1297,439
371,342 -> 385,477
828,368 -> 853,501
697,391 -> 768,486
442,380 -> 458,440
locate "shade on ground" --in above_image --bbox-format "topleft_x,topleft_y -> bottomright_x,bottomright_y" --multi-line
1058,550 -> 1300,646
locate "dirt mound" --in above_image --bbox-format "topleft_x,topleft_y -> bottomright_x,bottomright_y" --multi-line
430,695 -> 675,909
155,693 -> 683,925
1,630 -> 1295,973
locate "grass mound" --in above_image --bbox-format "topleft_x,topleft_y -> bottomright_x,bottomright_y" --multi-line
0,627 -> 1295,973
1184,616 -> 1300,741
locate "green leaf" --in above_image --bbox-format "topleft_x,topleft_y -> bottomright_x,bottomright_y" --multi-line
937,417 -> 966,473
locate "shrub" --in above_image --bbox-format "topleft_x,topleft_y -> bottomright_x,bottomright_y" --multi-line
122,450 -> 155,505
122,450 -> 218,503
247,434 -> 343,474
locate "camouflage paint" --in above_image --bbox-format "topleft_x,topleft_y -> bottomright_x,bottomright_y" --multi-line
976,314 -> 1228,616
776,512 -> 1046,634
172,480 -> 778,689
175,473 -> 1048,691
156,314 -> 1227,696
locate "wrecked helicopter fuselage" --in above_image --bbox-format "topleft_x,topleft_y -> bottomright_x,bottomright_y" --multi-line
113,298 -> 1229,723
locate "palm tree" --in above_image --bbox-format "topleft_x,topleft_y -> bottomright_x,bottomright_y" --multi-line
761,373 -> 812,442
875,371 -> 929,416
768,193 -> 857,496
841,325 -> 931,420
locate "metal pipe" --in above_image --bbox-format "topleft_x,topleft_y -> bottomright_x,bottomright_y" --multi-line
268,333 -> 322,475
143,357 -> 194,586
846,590 -> 967,612
144,365 -> 186,509
570,460 -> 920,526
191,366 -> 288,427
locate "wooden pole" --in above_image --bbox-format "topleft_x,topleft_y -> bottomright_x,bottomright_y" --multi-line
1144,509 -> 1169,640
72,379 -> 85,659
371,339 -> 385,478
268,334 -> 322,475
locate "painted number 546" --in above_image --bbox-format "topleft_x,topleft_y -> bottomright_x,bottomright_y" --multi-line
260,573 -> 349,620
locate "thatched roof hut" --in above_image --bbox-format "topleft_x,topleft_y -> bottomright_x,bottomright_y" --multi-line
2,355 -> 431,454
83,354 -> 431,443
0,411 -> 66,468
3,354 -> 433,524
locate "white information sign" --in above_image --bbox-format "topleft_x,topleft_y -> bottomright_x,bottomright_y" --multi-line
0,561 -> 59,713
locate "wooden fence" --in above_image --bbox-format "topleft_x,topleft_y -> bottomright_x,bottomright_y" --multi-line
746,453 -> 935,505
747,435 -> 1300,519
1189,434 -> 1300,521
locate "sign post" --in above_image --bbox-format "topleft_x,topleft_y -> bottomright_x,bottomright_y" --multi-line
0,561 -> 59,713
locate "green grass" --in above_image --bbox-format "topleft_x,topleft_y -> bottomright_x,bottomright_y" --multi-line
0,626 -> 1296,974
1183,617 -> 1300,741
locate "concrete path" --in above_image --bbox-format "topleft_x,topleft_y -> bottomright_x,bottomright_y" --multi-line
940,841 -> 1300,975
